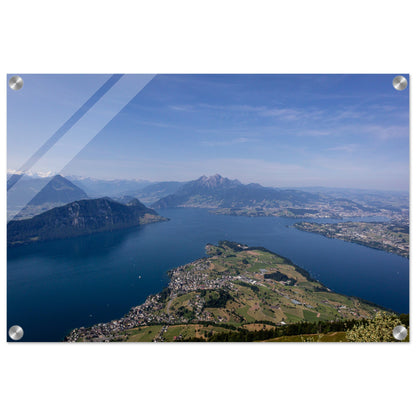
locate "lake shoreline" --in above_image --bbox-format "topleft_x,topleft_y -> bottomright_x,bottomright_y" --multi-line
8,208 -> 409,341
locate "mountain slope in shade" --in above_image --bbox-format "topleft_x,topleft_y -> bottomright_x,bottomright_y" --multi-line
8,175 -> 90,220
152,174 -> 322,209
7,177 -> 50,208
28,174 -> 88,206
8,197 -> 166,246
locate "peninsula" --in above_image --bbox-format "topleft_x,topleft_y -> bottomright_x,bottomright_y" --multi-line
66,241 -> 385,342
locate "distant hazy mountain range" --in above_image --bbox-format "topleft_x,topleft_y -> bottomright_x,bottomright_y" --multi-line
8,173 -> 407,226
8,197 -> 166,246
66,176 -> 152,197
134,181 -> 186,204
152,174 -> 322,209
289,186 -> 409,212
61,177 -> 185,204
7,174 -> 181,220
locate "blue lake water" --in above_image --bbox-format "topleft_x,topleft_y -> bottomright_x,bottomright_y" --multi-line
7,208 -> 409,342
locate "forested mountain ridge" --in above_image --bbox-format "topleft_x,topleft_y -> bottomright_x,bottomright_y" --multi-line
8,197 -> 166,246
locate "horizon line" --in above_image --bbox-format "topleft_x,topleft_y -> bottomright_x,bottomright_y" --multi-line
7,169 -> 409,193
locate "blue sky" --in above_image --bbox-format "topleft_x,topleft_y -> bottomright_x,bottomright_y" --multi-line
8,74 -> 409,190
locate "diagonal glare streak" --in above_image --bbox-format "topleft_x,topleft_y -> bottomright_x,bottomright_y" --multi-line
7,74 -> 156,223
7,74 -> 124,191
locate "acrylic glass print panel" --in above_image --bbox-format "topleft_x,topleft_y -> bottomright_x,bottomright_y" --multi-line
7,74 -> 409,342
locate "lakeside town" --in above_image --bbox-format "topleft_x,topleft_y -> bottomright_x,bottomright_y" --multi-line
65,255 -> 267,342
293,221 -> 409,258
211,203 -> 408,222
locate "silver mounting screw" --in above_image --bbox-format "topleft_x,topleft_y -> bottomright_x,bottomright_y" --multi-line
8,325 -> 24,341
392,75 -> 408,91
8,75 -> 24,90
392,325 -> 407,341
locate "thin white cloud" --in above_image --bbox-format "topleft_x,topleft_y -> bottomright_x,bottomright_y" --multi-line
200,104 -> 264,113
329,109 -> 366,121
259,108 -> 302,120
169,104 -> 196,112
172,102 -> 319,121
363,125 -> 409,141
201,137 -> 257,146
326,144 -> 359,152
171,101 -> 403,128
297,129 -> 332,137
